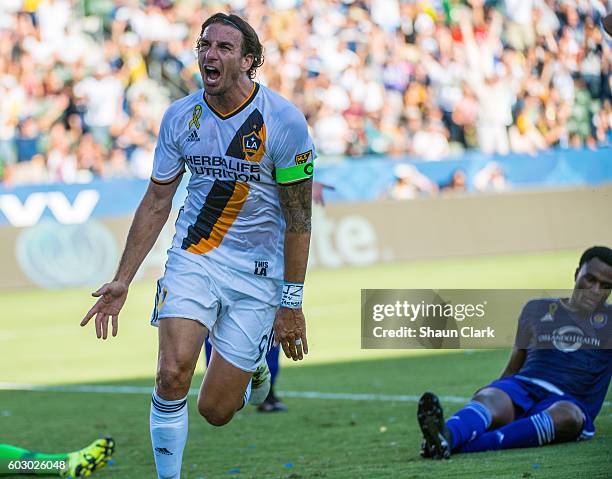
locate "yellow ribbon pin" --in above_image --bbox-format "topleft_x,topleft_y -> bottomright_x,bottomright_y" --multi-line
189,105 -> 202,130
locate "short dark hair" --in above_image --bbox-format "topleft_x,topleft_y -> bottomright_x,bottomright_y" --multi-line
576,246 -> 612,277
199,13 -> 264,80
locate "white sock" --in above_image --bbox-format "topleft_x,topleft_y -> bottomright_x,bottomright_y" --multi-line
249,368 -> 271,406
150,390 -> 188,479
237,381 -> 252,411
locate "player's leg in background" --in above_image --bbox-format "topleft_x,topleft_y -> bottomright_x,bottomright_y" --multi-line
197,348 -> 253,426
447,387 -> 515,449
267,344 -> 280,385
458,400 -> 584,453
258,345 -> 288,412
419,387 -> 515,458
545,401 -> 584,442
204,336 -> 212,365
152,318 -> 206,479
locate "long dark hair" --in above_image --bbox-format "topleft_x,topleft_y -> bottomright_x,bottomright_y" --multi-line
199,13 -> 264,80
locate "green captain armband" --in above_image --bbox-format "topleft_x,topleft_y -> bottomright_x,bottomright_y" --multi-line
276,161 -> 314,184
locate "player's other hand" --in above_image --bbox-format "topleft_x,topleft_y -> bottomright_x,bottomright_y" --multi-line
80,280 -> 129,340
274,307 -> 308,361
312,181 -> 334,206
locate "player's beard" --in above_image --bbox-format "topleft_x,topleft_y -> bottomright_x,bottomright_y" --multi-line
203,66 -> 241,98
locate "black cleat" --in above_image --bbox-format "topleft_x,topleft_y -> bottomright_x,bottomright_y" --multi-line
419,438 -> 432,458
417,392 -> 451,460
257,388 -> 288,413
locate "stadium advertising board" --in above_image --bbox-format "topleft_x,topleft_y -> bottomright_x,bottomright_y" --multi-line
0,178 -> 610,290
314,150 -> 612,203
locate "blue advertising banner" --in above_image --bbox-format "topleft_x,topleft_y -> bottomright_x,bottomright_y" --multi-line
0,148 -> 610,226
315,148 -> 612,203
0,179 -> 189,227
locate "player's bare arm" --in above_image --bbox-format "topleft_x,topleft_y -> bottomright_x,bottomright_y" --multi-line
500,306 -> 530,377
275,178 -> 313,361
80,175 -> 182,339
499,346 -> 526,378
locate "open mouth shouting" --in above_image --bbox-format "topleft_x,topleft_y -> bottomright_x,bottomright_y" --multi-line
203,65 -> 222,87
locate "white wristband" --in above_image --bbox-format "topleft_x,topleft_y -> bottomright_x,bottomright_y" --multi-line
280,282 -> 304,309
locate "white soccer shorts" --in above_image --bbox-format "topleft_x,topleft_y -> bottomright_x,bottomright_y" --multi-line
151,247 -> 280,372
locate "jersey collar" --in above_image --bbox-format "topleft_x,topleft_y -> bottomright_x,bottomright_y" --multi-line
203,82 -> 259,120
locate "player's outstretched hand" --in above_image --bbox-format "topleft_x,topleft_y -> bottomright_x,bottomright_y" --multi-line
80,280 -> 129,339
274,307 -> 308,361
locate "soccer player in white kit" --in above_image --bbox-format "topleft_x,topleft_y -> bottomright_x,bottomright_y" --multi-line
81,13 -> 314,479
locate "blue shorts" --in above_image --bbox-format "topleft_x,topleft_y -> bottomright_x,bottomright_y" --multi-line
483,375 -> 595,440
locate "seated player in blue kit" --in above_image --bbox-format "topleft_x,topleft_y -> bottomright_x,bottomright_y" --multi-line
418,246 -> 612,459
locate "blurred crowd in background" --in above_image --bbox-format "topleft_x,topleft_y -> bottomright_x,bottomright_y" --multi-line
0,0 -> 611,186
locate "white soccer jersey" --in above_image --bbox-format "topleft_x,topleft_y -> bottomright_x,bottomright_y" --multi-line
152,83 -> 315,280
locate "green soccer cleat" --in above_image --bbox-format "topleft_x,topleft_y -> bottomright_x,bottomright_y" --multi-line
61,437 -> 115,478
249,362 -> 271,406
417,392 -> 451,460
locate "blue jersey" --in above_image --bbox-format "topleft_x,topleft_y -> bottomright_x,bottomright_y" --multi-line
515,298 -> 612,419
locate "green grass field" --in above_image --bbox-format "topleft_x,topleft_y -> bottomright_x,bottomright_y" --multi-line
0,250 -> 610,478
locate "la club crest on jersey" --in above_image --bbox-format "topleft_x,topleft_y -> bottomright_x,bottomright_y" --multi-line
242,130 -> 263,160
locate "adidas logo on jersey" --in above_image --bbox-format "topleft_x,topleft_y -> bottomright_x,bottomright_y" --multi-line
186,130 -> 200,142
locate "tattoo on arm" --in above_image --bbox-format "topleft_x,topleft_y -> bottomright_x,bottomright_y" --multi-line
279,179 -> 312,233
